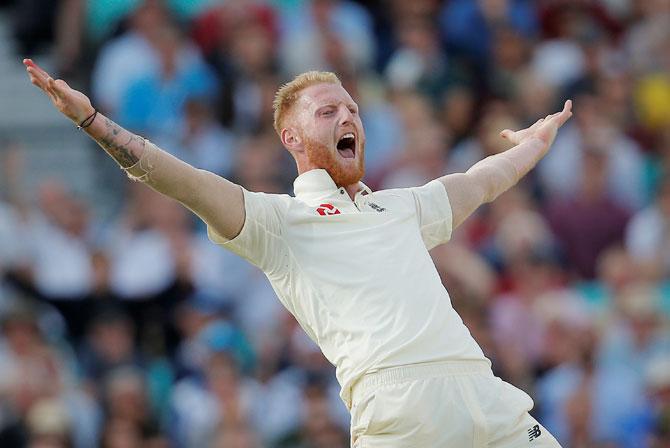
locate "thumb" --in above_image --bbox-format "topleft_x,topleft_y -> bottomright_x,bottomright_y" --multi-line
500,129 -> 514,140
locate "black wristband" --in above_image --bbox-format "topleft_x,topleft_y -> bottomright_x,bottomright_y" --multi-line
77,109 -> 97,130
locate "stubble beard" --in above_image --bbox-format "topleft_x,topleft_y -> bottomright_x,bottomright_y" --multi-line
304,137 -> 365,187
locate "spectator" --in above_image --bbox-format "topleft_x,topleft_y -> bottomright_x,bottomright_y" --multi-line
78,307 -> 143,393
100,367 -> 165,446
105,186 -> 188,300
535,291 -> 645,445
9,181 -> 97,340
439,86 -> 477,146
384,17 -> 466,100
170,349 -> 264,448
194,1 -> 280,135
274,376 -> 349,448
448,100 -> 520,174
598,284 -> 670,376
545,143 -> 631,279
154,99 -> 237,177
277,0 -> 375,76
0,301 -> 98,448
25,398 -> 72,448
117,24 -> 217,139
639,357 -> 670,447
439,0 -> 538,70
575,245 -> 640,317
626,177 -> 670,282
90,0 -> 171,116
486,24 -> 532,99
538,91 -> 647,211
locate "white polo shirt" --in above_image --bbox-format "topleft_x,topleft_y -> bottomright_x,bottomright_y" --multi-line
208,169 -> 487,405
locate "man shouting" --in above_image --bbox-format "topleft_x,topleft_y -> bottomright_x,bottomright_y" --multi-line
25,60 -> 570,447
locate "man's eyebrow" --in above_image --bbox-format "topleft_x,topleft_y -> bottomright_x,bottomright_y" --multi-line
317,99 -> 358,109
315,103 -> 337,112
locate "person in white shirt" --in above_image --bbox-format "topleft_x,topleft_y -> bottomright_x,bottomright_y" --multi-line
24,60 -> 571,447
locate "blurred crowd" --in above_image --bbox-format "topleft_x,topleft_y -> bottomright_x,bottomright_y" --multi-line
0,0 -> 670,447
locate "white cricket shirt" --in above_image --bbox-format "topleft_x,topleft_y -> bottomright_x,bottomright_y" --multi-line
208,169 -> 487,406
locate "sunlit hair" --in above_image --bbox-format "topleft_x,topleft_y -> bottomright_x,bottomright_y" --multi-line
272,71 -> 341,135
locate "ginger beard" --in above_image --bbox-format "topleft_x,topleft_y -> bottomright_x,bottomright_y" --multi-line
303,135 -> 365,187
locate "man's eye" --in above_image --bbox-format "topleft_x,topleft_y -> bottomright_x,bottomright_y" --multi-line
322,110 -> 334,116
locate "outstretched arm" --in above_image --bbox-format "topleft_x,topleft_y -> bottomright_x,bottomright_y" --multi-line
23,59 -> 244,239
440,100 -> 573,229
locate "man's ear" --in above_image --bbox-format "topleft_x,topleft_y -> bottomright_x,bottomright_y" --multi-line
281,128 -> 302,151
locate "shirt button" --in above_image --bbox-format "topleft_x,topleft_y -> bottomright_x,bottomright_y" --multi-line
340,189 -> 344,194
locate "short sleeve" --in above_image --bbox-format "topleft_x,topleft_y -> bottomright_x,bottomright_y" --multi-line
408,180 -> 453,250
207,189 -> 291,274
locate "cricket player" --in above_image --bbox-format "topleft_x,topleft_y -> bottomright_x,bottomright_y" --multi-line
24,60 -> 570,447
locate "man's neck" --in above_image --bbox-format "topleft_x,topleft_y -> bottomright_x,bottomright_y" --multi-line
295,165 -> 362,200
342,183 -> 359,201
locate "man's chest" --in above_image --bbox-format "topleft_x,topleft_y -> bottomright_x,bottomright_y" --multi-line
282,194 -> 426,279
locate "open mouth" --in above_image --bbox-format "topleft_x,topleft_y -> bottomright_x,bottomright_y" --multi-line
337,133 -> 356,159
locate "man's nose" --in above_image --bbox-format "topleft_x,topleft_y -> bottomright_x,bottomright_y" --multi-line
338,105 -> 354,125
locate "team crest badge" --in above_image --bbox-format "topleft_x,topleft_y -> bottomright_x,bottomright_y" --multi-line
316,203 -> 341,216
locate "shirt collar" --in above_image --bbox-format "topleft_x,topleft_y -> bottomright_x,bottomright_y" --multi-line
293,169 -> 372,202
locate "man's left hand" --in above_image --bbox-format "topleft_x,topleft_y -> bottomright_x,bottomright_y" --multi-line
500,100 -> 573,148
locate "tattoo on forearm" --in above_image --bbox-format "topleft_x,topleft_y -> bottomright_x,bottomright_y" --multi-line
95,117 -> 142,168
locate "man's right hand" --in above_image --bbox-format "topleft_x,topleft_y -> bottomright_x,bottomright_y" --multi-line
23,59 -> 246,242
23,58 -> 95,125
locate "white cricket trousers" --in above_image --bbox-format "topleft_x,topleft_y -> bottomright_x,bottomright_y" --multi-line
349,360 -> 562,447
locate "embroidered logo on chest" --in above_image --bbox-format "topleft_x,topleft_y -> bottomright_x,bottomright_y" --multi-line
316,203 -> 341,216
368,202 -> 386,213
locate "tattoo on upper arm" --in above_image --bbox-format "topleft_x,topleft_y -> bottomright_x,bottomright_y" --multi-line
96,117 -> 142,168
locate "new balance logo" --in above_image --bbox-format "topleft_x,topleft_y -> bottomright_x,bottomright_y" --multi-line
528,425 -> 542,441
368,202 -> 386,212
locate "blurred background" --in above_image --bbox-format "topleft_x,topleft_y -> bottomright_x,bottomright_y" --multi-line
0,0 -> 669,447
